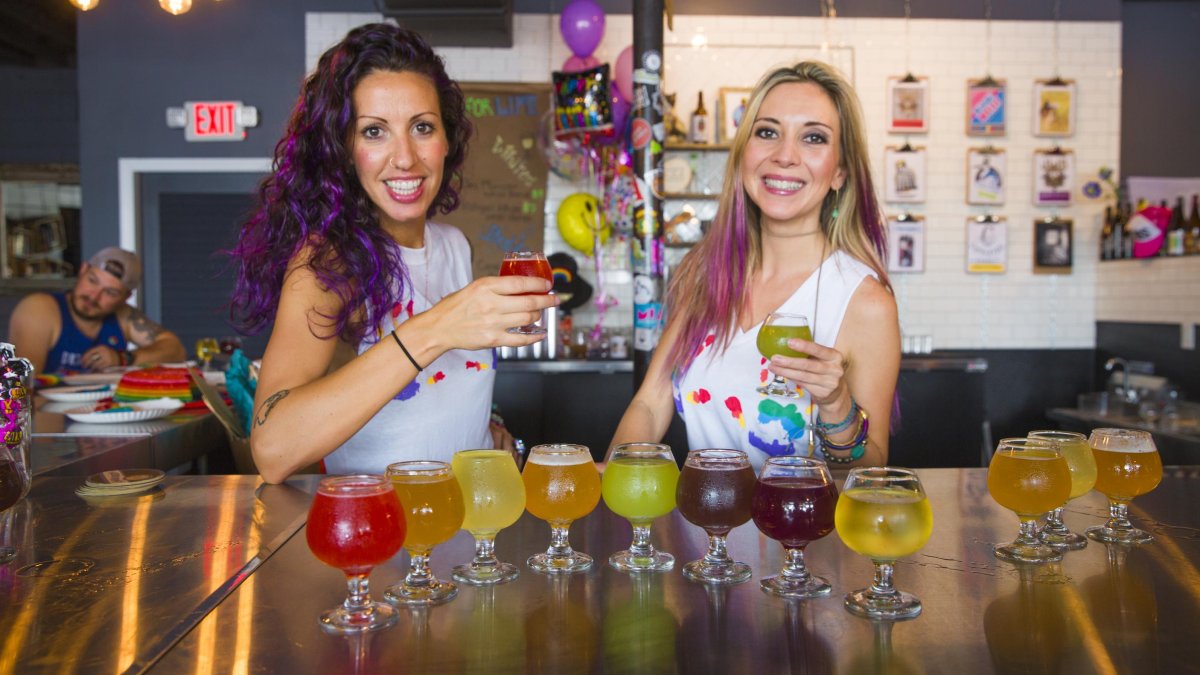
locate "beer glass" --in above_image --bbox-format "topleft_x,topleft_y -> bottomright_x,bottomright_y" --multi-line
1028,430 -> 1097,550
602,442 -> 679,572
752,455 -> 838,597
835,467 -> 932,620
1086,428 -> 1162,545
522,443 -> 601,573
451,449 -> 527,585
499,251 -> 552,335
755,312 -> 811,398
384,461 -> 464,605
988,437 -> 1071,563
194,337 -> 220,371
306,475 -> 405,634
677,448 -> 756,585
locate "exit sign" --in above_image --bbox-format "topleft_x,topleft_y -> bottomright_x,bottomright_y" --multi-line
166,101 -> 259,142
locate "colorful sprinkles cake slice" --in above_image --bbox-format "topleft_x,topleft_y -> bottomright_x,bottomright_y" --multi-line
114,367 -> 197,402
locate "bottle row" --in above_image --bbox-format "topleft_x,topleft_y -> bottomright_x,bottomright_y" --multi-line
1101,195 -> 1200,260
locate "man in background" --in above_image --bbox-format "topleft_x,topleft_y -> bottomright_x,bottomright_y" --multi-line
8,247 -> 186,374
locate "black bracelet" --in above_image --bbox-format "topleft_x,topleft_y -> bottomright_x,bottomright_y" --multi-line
391,331 -> 423,371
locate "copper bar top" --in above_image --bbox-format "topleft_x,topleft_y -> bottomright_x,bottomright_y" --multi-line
148,466 -> 1199,674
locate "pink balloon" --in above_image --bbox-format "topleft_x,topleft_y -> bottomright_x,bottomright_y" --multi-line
560,0 -> 606,58
614,46 -> 634,102
562,55 -> 600,73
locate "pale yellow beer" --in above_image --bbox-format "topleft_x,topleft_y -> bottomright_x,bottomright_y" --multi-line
835,486 -> 933,561
391,471 -> 465,554
451,450 -> 526,535
1029,431 -> 1097,500
1092,446 -> 1162,503
522,448 -> 601,525
988,448 -> 1071,518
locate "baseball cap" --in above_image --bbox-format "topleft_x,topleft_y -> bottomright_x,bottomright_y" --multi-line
87,247 -> 142,290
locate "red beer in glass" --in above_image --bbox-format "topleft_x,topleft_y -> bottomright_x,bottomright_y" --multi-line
499,251 -> 552,335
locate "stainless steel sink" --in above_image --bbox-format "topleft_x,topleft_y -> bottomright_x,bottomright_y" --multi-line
1076,391 -> 1139,419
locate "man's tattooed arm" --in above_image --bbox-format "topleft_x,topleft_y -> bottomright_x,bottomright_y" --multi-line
255,390 -> 290,427
125,307 -> 166,342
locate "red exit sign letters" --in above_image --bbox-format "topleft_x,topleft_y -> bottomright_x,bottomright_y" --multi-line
166,101 -> 259,142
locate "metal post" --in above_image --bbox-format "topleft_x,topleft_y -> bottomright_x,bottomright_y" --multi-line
630,0 -> 665,387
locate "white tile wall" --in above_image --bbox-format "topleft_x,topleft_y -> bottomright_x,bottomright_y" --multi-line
307,12 -> 1198,349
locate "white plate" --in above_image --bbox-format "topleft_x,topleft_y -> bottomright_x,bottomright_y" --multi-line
39,385 -> 114,403
64,399 -> 184,424
62,372 -> 127,386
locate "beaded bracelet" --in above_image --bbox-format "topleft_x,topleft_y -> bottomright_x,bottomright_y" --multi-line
820,442 -> 866,464
819,411 -> 869,451
816,397 -> 860,435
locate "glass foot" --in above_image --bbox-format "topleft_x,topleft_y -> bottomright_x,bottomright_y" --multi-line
844,588 -> 922,621
760,573 -> 830,598
1039,528 -> 1088,551
528,551 -> 593,574
383,580 -> 458,606
506,325 -> 546,335
683,560 -> 752,585
452,561 -> 520,586
1086,524 -> 1154,545
609,549 -> 674,573
994,540 -> 1063,564
318,601 -> 398,634
755,382 -> 798,398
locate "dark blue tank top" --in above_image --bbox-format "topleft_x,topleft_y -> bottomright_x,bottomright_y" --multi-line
45,292 -> 127,373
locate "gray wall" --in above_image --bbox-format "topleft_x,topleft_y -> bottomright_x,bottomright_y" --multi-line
0,66 -> 78,164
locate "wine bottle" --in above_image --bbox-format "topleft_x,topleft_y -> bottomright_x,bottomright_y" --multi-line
1167,197 -> 1186,256
1121,201 -> 1134,259
689,91 -> 709,144
1100,205 -> 1113,261
1186,194 -> 1200,255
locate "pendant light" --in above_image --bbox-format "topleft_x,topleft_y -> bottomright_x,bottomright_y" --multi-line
159,0 -> 192,15
67,0 -> 100,10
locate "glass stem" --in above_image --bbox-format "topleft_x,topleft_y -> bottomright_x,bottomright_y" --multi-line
703,533 -> 732,566
1045,506 -> 1066,532
1017,518 -> 1041,545
471,534 -> 499,570
1107,500 -> 1133,530
629,523 -> 655,559
869,561 -> 899,599
781,546 -> 811,582
547,523 -> 574,558
405,550 -> 433,588
344,573 -> 372,616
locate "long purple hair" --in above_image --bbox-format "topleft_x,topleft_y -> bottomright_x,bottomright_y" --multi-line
228,23 -> 472,343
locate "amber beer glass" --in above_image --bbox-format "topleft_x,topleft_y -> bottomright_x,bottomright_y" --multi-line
383,461 -> 464,605
1087,428 -> 1162,545
521,444 -> 602,573
499,251 -> 552,335
987,437 -> 1071,563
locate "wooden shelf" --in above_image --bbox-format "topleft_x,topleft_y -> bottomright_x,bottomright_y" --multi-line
663,192 -> 719,200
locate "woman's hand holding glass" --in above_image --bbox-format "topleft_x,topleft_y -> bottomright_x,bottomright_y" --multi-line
756,312 -> 811,398
416,275 -> 556,352
987,437 -> 1071,564
602,443 -> 679,572
498,251 -> 553,335
521,444 -> 601,574
306,475 -> 405,634
1086,428 -> 1162,545
451,449 -> 526,585
384,461 -> 464,605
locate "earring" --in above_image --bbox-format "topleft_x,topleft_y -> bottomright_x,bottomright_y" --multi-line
830,189 -> 840,221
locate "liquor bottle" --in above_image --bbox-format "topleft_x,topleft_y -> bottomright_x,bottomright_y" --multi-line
1111,202 -> 1125,260
1100,205 -> 1113,261
689,92 -> 709,144
1121,201 -> 1134,259
1167,197 -> 1186,256
1186,194 -> 1200,255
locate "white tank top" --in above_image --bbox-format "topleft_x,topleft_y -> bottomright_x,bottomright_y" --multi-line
672,250 -> 876,471
324,222 -> 494,475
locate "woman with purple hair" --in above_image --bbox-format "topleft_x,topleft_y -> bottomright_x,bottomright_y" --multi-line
611,62 -> 900,469
229,24 -> 556,483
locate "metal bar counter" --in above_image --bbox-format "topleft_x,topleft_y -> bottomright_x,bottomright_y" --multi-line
0,475 -> 319,674
496,355 -> 988,374
153,467 -> 1199,674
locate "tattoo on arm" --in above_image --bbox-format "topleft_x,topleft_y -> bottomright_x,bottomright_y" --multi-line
126,308 -> 165,342
254,390 -> 290,427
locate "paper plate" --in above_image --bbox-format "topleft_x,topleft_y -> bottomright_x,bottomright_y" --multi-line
62,371 -> 126,386
39,384 -> 114,403
64,399 -> 184,424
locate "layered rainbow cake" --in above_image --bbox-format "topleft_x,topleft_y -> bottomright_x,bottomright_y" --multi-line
114,367 -> 196,402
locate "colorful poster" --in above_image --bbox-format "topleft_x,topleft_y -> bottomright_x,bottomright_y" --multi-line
967,79 -> 1006,136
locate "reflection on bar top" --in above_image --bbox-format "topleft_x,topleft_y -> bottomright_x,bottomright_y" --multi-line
496,356 -> 988,374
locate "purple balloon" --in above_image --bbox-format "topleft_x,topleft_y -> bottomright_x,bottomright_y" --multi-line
562,54 -> 600,73
592,93 -> 629,147
560,0 -> 605,58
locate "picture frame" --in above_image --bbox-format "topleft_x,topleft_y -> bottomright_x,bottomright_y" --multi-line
884,145 -> 926,203
966,216 -> 1007,274
887,215 -> 925,273
1034,217 -> 1074,273
966,147 -> 1006,205
966,78 -> 1006,136
1033,79 -> 1076,137
887,76 -> 929,133
1033,148 -> 1074,206
717,87 -> 753,144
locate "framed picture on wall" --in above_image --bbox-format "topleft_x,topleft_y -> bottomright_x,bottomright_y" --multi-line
966,215 -> 1007,273
717,87 -> 753,143
1033,148 -> 1074,206
1034,217 -> 1074,273
887,76 -> 929,133
884,145 -> 926,203
1033,78 -> 1076,137
966,147 -> 1006,205
887,215 -> 925,273
966,78 -> 1006,136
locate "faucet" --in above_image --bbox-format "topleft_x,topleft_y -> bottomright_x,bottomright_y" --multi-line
1104,357 -> 1135,403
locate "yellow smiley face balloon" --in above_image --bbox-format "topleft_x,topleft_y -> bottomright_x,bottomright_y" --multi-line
556,192 -> 610,256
